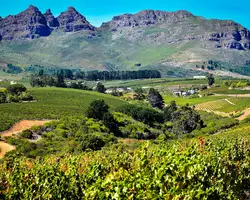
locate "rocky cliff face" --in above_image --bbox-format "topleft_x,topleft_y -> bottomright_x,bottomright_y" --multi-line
101,10 -> 250,50
209,27 -> 250,50
43,9 -> 59,28
0,5 -> 51,40
57,6 -> 95,32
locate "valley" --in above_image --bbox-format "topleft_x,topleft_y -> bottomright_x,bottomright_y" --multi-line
1,3 -> 250,199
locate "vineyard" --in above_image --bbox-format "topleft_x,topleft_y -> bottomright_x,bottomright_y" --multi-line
1,123 -> 250,199
0,87 -> 128,132
195,97 -> 250,113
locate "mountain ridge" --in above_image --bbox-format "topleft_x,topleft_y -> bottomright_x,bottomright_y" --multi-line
0,5 -> 250,76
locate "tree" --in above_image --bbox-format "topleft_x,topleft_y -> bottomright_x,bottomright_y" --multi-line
56,70 -> 66,88
171,105 -> 203,136
95,82 -> 106,93
207,74 -> 215,86
38,69 -> 44,76
147,88 -> 164,109
86,100 -> 109,120
134,88 -> 145,100
164,101 -> 178,121
0,92 -> 6,103
102,112 -> 119,135
7,84 -> 26,95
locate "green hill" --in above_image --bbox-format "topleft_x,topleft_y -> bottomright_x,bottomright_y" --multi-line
0,87 -> 128,131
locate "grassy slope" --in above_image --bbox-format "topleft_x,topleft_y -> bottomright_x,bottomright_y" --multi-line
163,95 -> 225,106
103,78 -> 213,88
0,87 -> 128,131
196,97 -> 250,113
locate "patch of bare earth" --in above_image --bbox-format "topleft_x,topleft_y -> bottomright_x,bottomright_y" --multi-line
0,120 -> 51,158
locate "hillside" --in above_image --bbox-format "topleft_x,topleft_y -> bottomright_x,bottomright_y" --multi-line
0,5 -> 250,76
0,87 -> 128,131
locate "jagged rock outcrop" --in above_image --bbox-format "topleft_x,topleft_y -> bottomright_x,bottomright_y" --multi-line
57,6 -> 95,32
210,28 -> 250,50
101,10 -> 193,30
0,5 -> 51,40
43,9 -> 59,28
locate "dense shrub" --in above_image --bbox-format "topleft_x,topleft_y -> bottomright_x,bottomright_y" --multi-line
7,84 -> 26,95
20,130 -> 33,139
117,104 -> 164,125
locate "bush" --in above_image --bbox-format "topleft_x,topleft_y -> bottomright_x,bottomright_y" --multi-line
20,92 -> 34,101
20,130 -> 33,139
7,84 -> 26,95
117,104 -> 164,126
86,99 -> 109,120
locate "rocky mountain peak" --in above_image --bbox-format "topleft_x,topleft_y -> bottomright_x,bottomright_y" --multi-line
67,6 -> 77,11
57,6 -> 96,32
0,5 -> 51,40
43,9 -> 59,28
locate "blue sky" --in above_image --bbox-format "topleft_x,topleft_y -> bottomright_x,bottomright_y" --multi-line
1,0 -> 249,29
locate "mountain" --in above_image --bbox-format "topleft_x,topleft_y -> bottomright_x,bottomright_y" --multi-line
43,9 -> 59,28
0,5 -> 51,40
57,6 -> 96,32
0,6 -> 250,77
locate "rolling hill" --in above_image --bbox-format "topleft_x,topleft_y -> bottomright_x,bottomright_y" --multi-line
0,5 -> 250,77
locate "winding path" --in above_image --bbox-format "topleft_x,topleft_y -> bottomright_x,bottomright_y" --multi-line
0,120 -> 51,158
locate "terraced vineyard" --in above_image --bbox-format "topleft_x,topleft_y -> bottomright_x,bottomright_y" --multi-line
196,97 -> 250,113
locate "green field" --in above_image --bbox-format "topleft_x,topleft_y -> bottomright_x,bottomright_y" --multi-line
196,97 -> 250,113
103,78 -> 213,88
163,95 -> 225,106
205,87 -> 250,94
0,87 -> 128,131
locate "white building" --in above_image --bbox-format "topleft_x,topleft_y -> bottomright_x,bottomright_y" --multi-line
193,76 -> 206,79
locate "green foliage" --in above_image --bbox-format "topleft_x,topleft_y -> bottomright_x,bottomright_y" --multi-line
207,74 -> 215,86
0,92 -> 6,103
86,99 -> 109,120
163,100 -> 177,121
147,88 -> 164,109
134,88 -> 146,100
194,111 -> 239,135
2,127 -> 250,199
171,105 -> 204,135
7,84 -> 26,95
20,130 -> 33,139
117,104 -> 164,126
95,82 -> 106,93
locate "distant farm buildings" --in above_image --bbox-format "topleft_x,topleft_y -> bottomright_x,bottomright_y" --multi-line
193,76 -> 206,79
172,89 -> 196,96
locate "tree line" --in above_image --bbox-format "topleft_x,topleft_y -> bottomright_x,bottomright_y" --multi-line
30,68 -> 161,82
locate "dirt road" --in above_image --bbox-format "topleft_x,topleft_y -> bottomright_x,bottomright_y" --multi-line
0,120 -> 51,158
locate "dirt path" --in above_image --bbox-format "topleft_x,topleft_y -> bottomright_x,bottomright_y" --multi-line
237,108 -> 250,121
0,120 -> 51,159
225,99 -> 236,105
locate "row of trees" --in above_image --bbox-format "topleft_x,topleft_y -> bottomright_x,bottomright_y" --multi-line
85,70 -> 161,81
31,68 -> 161,81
